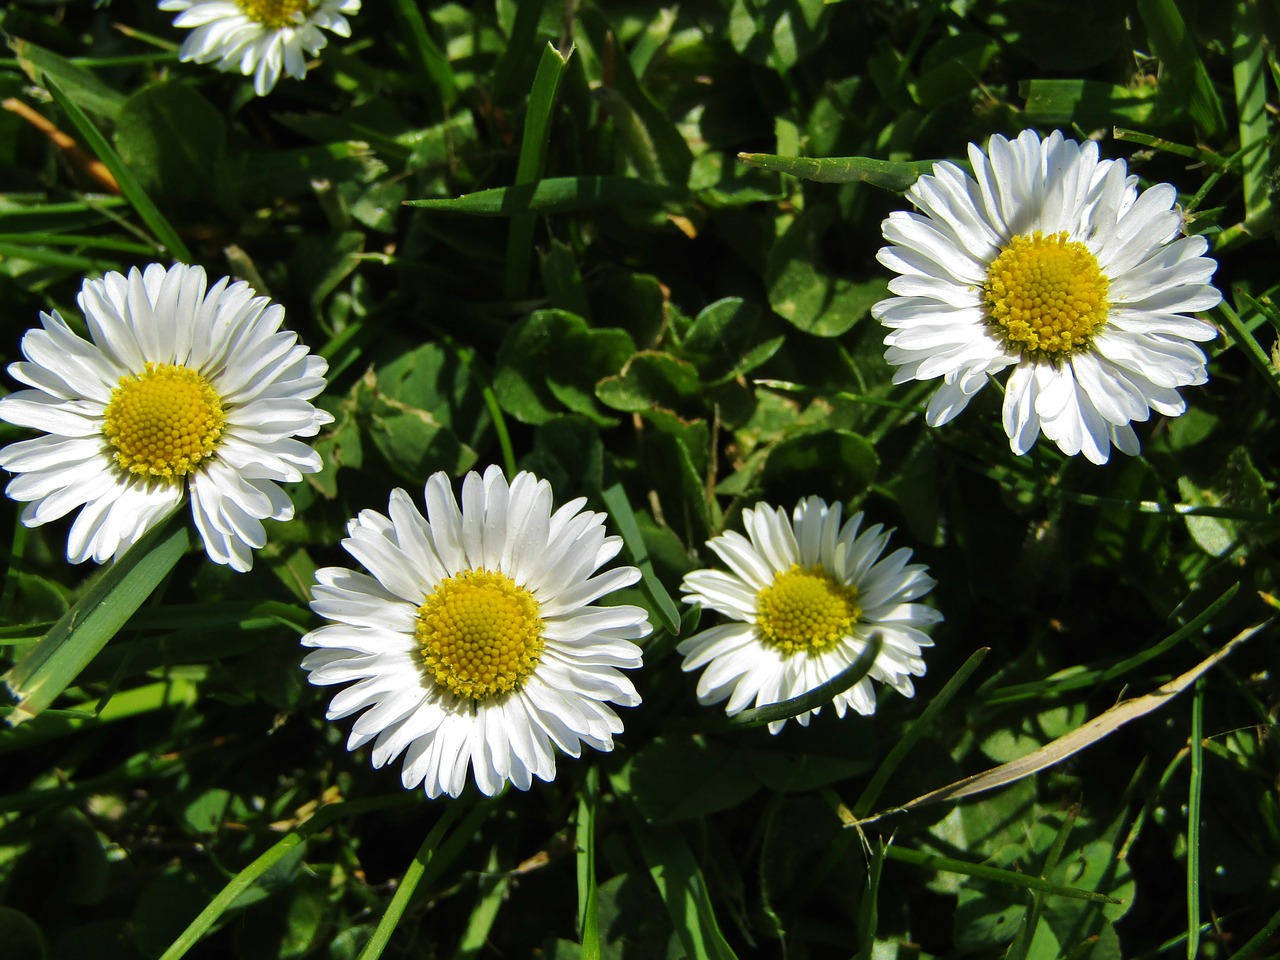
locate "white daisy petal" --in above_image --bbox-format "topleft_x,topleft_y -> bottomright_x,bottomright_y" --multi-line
875,129 -> 1221,462
679,496 -> 942,733
0,264 -> 328,569
301,469 -> 651,798
161,0 -> 359,95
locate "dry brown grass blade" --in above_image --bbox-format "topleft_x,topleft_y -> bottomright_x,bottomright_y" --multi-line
847,620 -> 1270,827
3,96 -> 120,193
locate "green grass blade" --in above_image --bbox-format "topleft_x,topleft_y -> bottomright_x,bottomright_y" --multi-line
1229,901 -> 1280,960
1137,0 -> 1228,138
631,824 -> 740,960
387,0 -> 458,108
491,0 -> 550,103
1218,296 -> 1280,405
737,152 -> 936,190
850,647 -> 989,818
600,481 -> 681,636
452,852 -> 509,959
404,175 -> 687,215
727,633 -> 883,730
577,766 -> 601,959
358,802 -> 470,960
13,39 -> 126,120
3,509 -> 191,726
505,42 -> 573,300
1186,680 -> 1205,959
1231,2 -> 1271,224
42,74 -> 192,262
157,796 -> 416,960
883,846 -> 1121,905
985,583 -> 1238,705
856,837 -> 886,960
1007,805 -> 1079,960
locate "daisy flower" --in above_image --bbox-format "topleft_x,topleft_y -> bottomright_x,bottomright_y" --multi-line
300,467 -> 652,799
678,497 -> 941,734
159,0 -> 360,97
872,129 -> 1222,464
0,263 -> 332,572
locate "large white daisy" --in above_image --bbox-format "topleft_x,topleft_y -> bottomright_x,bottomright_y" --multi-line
300,467 -> 652,799
0,263 -> 332,572
159,0 -> 360,97
678,497 -> 941,734
872,129 -> 1222,464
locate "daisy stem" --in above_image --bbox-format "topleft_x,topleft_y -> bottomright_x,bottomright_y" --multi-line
357,798 -> 493,959
1186,680 -> 1205,960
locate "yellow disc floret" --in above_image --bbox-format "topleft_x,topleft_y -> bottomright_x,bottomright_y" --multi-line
755,564 -> 861,656
236,0 -> 313,29
103,362 -> 226,482
416,569 -> 545,701
983,231 -> 1110,361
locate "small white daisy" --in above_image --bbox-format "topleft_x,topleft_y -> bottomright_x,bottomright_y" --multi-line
872,129 -> 1222,464
300,467 -> 652,799
159,0 -> 360,97
0,263 -> 332,572
678,497 -> 941,734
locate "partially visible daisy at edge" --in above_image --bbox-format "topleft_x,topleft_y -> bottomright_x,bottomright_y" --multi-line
0,263 -> 332,572
872,128 -> 1222,464
159,0 -> 360,96
678,496 -> 941,734
300,467 -> 652,799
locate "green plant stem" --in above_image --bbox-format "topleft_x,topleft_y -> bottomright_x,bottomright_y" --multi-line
357,799 -> 493,959
1187,680 -> 1205,959
159,795 -> 415,960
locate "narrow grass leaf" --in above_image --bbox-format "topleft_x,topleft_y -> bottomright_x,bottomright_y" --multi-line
737,152 -> 936,190
576,766 -> 601,959
3,509 -> 191,727
1229,901 -> 1280,960
883,846 -> 1120,905
727,633 -> 883,729
1231,2 -> 1272,224
856,837 -> 886,959
986,583 -> 1238,705
387,0 -> 458,108
1218,297 -> 1280,405
358,802 -> 477,960
490,0 -> 547,102
601,482 -> 681,636
453,854 -> 509,960
1186,680 -> 1205,959
505,42 -> 573,300
1136,0 -> 1227,138
13,39 -> 126,119
1007,804 -> 1079,960
405,176 -> 687,215
43,74 -> 192,262
629,823 -> 739,960
850,647 -> 989,818
851,622 -> 1266,823
158,795 -> 417,960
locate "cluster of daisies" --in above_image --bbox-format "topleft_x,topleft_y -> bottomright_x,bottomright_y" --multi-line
0,127 -> 1221,798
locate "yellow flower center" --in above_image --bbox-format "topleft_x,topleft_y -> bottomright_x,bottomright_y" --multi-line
415,569 -> 545,701
236,0 -> 313,29
102,363 -> 225,482
983,231 -> 1110,360
755,564 -> 861,656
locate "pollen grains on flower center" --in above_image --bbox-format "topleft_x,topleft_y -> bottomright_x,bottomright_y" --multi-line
102,362 -> 226,482
982,231 -> 1110,360
415,569 -> 545,701
755,564 -> 861,656
236,0 -> 313,28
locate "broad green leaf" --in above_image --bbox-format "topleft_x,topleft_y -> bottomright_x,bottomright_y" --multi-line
766,207 -> 888,336
762,430 -> 879,502
595,352 -> 701,414
1136,0 -> 1228,138
113,81 -> 233,219
13,39 -> 125,120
